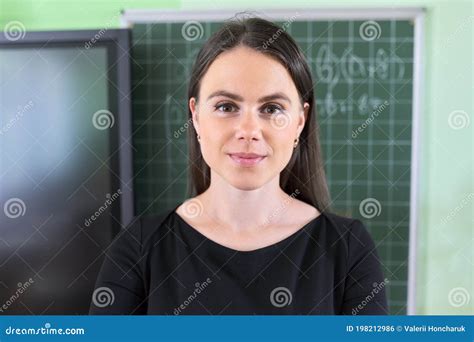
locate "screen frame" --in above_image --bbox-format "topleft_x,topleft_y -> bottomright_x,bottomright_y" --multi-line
0,28 -> 135,235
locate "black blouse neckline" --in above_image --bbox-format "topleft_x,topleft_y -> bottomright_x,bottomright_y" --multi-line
171,203 -> 325,256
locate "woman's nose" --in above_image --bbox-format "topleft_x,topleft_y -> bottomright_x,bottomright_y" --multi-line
235,111 -> 263,141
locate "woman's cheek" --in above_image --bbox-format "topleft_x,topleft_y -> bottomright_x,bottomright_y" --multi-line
274,129 -> 296,157
200,128 -> 226,167
277,145 -> 294,171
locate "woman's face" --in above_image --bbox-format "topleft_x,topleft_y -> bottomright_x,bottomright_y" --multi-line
190,45 -> 309,191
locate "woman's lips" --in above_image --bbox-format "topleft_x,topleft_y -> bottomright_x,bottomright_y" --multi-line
228,154 -> 266,167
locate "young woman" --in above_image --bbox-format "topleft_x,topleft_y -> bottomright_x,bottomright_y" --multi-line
90,16 -> 388,315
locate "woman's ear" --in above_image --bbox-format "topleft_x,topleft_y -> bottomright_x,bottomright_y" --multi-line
297,102 -> 310,136
189,97 -> 199,135
303,102 -> 310,122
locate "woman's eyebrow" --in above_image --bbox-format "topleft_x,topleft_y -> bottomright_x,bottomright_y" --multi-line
206,90 -> 292,104
207,90 -> 243,102
259,92 -> 292,104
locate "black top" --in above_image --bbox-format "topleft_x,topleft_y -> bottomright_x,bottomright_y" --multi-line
89,205 -> 388,315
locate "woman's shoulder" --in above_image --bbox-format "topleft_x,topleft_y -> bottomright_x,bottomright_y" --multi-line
122,205 -> 374,255
320,210 -> 376,257
122,207 -> 178,249
283,198 -> 374,255
293,199 -> 366,236
322,210 -> 364,230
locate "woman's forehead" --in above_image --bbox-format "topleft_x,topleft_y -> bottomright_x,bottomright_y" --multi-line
199,46 -> 300,100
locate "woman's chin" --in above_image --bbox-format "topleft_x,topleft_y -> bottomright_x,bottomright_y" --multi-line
227,178 -> 266,191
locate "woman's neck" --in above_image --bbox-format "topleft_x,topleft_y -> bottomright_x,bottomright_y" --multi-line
198,173 -> 296,233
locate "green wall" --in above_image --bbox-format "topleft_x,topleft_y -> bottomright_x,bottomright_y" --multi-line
1,0 -> 472,315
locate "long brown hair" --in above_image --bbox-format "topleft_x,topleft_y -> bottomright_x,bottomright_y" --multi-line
186,16 -> 331,212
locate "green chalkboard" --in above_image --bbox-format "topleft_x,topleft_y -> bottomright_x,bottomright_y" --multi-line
129,19 -> 414,315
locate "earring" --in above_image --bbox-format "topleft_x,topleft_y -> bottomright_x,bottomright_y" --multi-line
293,137 -> 299,149
197,134 -> 201,141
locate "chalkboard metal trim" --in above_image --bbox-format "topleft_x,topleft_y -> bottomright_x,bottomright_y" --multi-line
120,8 -> 426,27
407,10 -> 425,316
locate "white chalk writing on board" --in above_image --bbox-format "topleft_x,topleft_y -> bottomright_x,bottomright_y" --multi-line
314,44 -> 405,117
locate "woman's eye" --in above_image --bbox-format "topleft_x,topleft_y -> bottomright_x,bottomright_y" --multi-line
215,103 -> 237,113
262,104 -> 283,115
